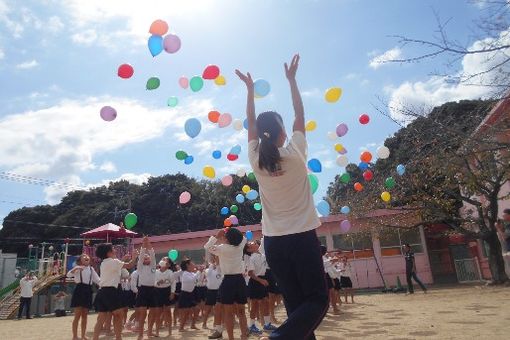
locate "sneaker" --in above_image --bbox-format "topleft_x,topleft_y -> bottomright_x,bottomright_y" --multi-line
263,323 -> 277,332
249,324 -> 263,335
208,330 -> 223,339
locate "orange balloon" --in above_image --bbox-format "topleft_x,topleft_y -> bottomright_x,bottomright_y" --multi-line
224,218 -> 232,227
354,182 -> 363,192
360,151 -> 372,163
208,110 -> 220,123
149,19 -> 169,36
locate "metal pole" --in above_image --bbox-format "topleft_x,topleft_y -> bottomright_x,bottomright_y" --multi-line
63,243 -> 69,275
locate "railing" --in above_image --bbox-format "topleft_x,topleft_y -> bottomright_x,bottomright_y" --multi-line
454,257 -> 482,283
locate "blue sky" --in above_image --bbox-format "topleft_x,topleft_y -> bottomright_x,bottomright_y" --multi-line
0,0 -> 497,227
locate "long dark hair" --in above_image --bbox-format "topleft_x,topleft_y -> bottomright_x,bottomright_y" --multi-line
257,111 -> 283,173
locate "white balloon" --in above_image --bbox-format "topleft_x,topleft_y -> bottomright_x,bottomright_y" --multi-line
376,146 -> 390,159
233,119 -> 243,131
336,155 -> 349,167
327,131 -> 337,141
236,168 -> 246,177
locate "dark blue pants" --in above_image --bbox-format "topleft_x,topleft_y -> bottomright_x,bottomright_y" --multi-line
406,271 -> 426,293
264,230 -> 329,340
18,297 -> 31,319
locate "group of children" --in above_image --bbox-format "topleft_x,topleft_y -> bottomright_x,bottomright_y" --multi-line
321,245 -> 355,314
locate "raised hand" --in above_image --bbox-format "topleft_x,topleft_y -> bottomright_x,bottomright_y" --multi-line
284,54 -> 300,81
235,69 -> 254,90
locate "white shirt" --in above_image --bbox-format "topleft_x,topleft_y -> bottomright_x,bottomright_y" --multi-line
67,266 -> 100,285
205,265 -> 223,290
180,271 -> 197,293
137,248 -> 156,287
99,258 -> 124,288
20,276 -> 37,298
323,256 -> 339,279
248,131 -> 321,236
204,236 -> 247,275
155,269 -> 177,293
130,270 -> 139,293
338,262 -> 352,278
248,253 -> 267,277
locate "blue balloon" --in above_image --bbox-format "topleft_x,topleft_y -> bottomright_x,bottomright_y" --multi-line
184,118 -> 201,138
184,155 -> 194,165
340,206 -> 351,214
246,230 -> 253,241
246,189 -> 259,200
254,79 -> 271,97
397,164 -> 406,176
148,35 -> 163,57
307,158 -> 322,173
235,194 -> 245,204
243,118 -> 249,130
212,150 -> 222,159
230,144 -> 241,155
358,162 -> 369,170
220,207 -> 229,215
317,200 -> 330,217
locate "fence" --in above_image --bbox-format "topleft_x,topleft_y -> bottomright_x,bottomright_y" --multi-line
454,257 -> 482,283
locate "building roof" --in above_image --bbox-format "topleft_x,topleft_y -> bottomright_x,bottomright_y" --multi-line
472,95 -> 510,136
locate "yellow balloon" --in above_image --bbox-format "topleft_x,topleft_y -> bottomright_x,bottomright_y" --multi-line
381,191 -> 391,202
203,166 -> 216,179
334,143 -> 346,153
305,120 -> 317,132
242,185 -> 251,194
214,75 -> 226,86
325,87 -> 342,103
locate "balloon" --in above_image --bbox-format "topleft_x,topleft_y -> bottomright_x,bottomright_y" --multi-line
190,76 -> 204,92
377,146 -> 390,159
179,191 -> 191,204
308,174 -> 319,194
334,143 -> 347,154
167,96 -> 178,107
358,162 -> 369,170
354,182 -> 363,192
340,206 -> 351,214
340,173 -> 351,184
224,218 -> 232,227
336,123 -> 348,137
220,207 -> 229,215
149,19 -> 169,35
184,118 -> 202,138
214,75 -> 226,86
397,164 -> 406,176
246,230 -> 253,240
229,215 -> 239,225
363,170 -> 374,181
148,35 -> 163,57
381,191 -> 391,202
236,168 -> 246,177
212,150 -> 222,159
316,200 -> 330,217
305,120 -> 317,131
168,249 -> 179,262
327,131 -> 337,140
385,177 -> 396,189
340,220 -> 351,233
253,203 -> 262,211
359,114 -> 370,125
325,87 -> 342,103
163,34 -> 181,53
179,76 -> 189,89
242,185 -> 251,194
233,119 -> 243,131
203,166 -> 216,179
230,205 -> 239,213
360,151 -> 373,163
184,155 -> 194,165
100,106 -> 117,121
175,150 -> 188,160
227,154 -> 238,161
124,213 -> 137,229
218,113 -> 232,128
254,79 -> 271,97
208,111 -> 221,123
336,155 -> 349,167
235,194 -> 245,204
203,65 -> 220,80
230,145 -> 241,155
247,172 -> 256,182
117,64 -> 134,79
146,77 -> 160,90
307,159 -> 322,173
221,175 -> 233,187
243,119 -> 249,130
246,190 -> 259,200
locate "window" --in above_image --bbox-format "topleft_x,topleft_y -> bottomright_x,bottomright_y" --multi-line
318,236 -> 327,247
332,233 -> 374,259
379,227 -> 423,256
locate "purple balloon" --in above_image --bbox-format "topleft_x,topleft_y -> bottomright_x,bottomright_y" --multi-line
230,215 -> 239,225
340,220 -> 351,233
100,106 -> 117,122
163,34 -> 181,54
336,123 -> 348,137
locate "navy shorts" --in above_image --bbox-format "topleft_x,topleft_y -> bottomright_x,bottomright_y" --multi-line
248,278 -> 268,300
205,289 -> 218,306
178,291 -> 196,309
219,274 -> 247,305
341,276 -> 353,288
94,287 -> 122,312
261,269 -> 279,295
194,286 -> 207,302
135,286 -> 156,308
155,287 -> 172,307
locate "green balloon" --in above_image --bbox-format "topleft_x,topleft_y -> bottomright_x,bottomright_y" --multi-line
340,173 -> 351,184
168,249 -> 179,262
247,172 -> 256,182
146,77 -> 160,90
308,174 -> 319,194
189,76 -> 204,92
167,96 -> 178,107
385,177 -> 396,189
124,213 -> 137,229
175,150 -> 188,160
254,203 -> 262,211
230,205 -> 239,213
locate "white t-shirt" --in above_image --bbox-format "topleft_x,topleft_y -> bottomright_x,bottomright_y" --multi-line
137,248 -> 156,287
99,258 -> 124,288
248,253 -> 267,277
338,262 -> 352,278
205,265 -> 223,290
248,131 -> 321,236
130,270 -> 139,293
67,266 -> 100,285
155,269 -> 176,293
204,236 -> 247,275
323,256 -> 339,279
181,271 -> 197,293
20,276 -> 37,298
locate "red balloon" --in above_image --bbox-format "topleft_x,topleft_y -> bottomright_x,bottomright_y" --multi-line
359,113 -> 370,125
118,64 -> 134,79
227,154 -> 238,161
360,151 -> 372,163
363,170 -> 373,181
208,110 -> 220,123
354,182 -> 363,192
203,65 -> 220,80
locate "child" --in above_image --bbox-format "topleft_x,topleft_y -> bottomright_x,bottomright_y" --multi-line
152,260 -> 176,337
237,55 -> 328,340
203,255 -> 222,331
92,244 -> 137,340
67,254 -> 100,340
321,245 -> 340,314
126,269 -> 139,332
54,289 -> 68,317
52,253 -> 61,275
119,268 -> 131,327
204,228 -> 248,340
178,259 -> 198,331
338,256 -> 355,303
259,237 -> 281,324
135,236 -> 157,339
194,265 -> 207,325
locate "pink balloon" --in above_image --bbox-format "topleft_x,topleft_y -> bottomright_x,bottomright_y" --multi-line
100,106 -> 117,122
229,215 -> 239,225
221,175 -> 233,187
163,34 -> 181,54
178,76 -> 189,89
340,220 -> 351,233
218,113 -> 232,128
179,191 -> 191,204
336,123 -> 348,137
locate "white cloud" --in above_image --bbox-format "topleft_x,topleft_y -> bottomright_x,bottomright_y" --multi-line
47,16 -> 64,33
301,88 -> 321,98
0,47 -> 4,60
71,29 -> 98,45
99,161 -> 117,173
16,60 -> 39,69
369,47 -> 402,69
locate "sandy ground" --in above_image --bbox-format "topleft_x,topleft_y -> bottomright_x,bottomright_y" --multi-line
1,286 -> 509,340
